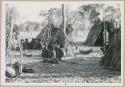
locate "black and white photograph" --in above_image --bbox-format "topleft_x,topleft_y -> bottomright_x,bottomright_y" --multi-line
0,0 -> 124,86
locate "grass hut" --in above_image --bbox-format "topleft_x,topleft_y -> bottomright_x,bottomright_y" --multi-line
84,19 -> 121,71
101,28 -> 121,71
36,23 -> 73,63
36,24 -> 65,48
36,23 -> 73,48
83,21 -> 114,46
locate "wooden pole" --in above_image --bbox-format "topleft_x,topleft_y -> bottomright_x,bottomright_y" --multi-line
103,8 -> 106,46
62,4 -> 68,56
19,38 -> 23,74
62,4 -> 67,36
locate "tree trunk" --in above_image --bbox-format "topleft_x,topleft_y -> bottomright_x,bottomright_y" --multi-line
62,4 -> 67,37
9,19 -> 14,67
19,39 -> 23,74
62,4 -> 68,55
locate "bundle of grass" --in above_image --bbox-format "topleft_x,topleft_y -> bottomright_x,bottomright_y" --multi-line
79,49 -> 93,54
22,67 -> 35,73
100,28 -> 121,71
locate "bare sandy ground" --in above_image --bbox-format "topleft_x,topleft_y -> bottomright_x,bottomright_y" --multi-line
6,47 -> 121,83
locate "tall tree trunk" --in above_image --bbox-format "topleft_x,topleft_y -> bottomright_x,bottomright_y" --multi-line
62,4 -> 67,37
103,9 -> 106,46
18,38 -> 23,74
9,19 -> 14,67
62,4 -> 68,55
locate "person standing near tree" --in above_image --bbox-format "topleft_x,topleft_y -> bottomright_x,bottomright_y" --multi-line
24,39 -> 29,54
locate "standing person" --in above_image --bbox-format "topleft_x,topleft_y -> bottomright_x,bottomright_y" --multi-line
24,39 -> 29,54
20,39 -> 25,50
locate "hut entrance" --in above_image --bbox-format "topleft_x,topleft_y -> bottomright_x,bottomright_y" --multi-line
83,21 -> 114,47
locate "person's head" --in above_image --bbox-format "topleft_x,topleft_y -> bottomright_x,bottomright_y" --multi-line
21,39 -> 24,42
25,39 -> 28,42
21,39 -> 24,44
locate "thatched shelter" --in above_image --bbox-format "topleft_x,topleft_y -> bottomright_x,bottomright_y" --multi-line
83,21 -> 114,46
83,19 -> 121,71
36,23 -> 73,48
101,28 -> 121,71
36,23 -> 73,63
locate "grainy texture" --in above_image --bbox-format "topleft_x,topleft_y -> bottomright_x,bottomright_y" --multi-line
101,29 -> 121,71
6,47 -> 121,83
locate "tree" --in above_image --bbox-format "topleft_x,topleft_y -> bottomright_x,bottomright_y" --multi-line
6,4 -> 18,66
39,8 -> 62,28
79,4 -> 101,22
104,5 -> 121,28
6,4 -> 23,73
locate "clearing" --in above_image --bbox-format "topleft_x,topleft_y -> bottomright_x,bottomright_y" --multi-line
6,47 -> 121,83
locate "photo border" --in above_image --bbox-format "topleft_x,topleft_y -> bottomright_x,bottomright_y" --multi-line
0,0 -> 124,87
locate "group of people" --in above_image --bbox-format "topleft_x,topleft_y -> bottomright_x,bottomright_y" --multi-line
21,38 -> 42,50
42,42 -> 64,63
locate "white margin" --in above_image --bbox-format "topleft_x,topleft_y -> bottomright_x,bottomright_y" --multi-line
1,0 -> 124,86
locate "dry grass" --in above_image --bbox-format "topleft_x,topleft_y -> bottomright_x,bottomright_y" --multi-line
6,47 -> 121,83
